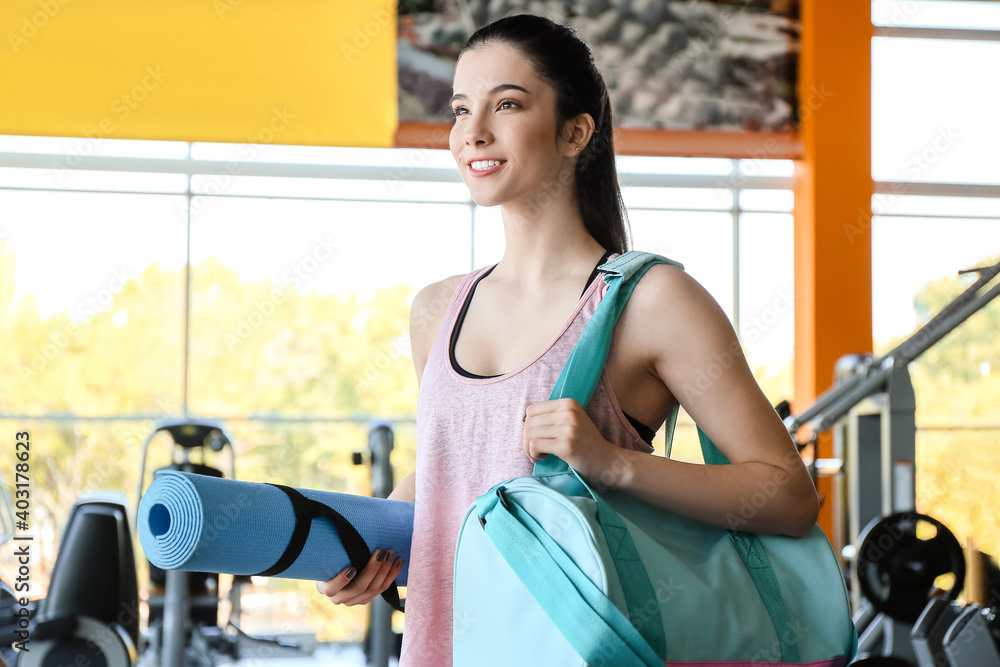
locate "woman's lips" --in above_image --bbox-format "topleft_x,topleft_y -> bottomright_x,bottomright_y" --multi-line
469,161 -> 506,177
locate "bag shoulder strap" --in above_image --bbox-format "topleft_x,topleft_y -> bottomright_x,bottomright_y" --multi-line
548,249 -> 733,467
543,251 -> 682,432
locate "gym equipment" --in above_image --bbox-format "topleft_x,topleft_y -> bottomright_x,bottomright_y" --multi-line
857,513 -> 965,624
0,472 -> 19,667
847,512 -> 1000,666
12,492 -> 140,667
942,604 -> 1000,665
851,512 -> 965,663
137,418 -> 329,667
136,417 -> 415,667
786,256 -> 1000,546
781,258 -> 1000,612
911,597 -> 964,667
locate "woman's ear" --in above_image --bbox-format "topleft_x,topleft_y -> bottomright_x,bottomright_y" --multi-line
561,112 -> 595,156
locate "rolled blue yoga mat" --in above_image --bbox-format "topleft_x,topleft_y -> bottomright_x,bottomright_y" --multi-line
138,470 -> 414,585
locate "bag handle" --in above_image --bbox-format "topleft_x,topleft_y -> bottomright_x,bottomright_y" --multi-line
520,250 -> 800,663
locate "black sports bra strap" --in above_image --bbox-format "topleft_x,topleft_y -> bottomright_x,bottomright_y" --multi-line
451,249 -> 616,380
581,250 -> 615,298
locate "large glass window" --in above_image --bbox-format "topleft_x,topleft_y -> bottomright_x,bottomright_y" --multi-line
872,37 -> 1000,185
871,4 -> 1000,560
0,188 -> 187,415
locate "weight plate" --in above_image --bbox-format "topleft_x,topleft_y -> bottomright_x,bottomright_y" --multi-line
857,512 -> 965,624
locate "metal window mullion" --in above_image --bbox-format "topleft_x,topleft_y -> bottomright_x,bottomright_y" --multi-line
183,166 -> 192,417
871,211 -> 1000,221
873,180 -> 1000,198
873,26 -> 1000,41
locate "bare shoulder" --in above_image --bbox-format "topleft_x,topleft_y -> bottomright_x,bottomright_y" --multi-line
624,261 -> 720,324
619,262 -> 737,360
409,273 -> 466,384
410,273 -> 465,333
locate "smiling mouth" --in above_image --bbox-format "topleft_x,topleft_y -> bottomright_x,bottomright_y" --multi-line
469,160 -> 506,174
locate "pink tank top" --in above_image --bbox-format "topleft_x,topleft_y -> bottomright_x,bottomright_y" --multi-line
398,252 -> 655,666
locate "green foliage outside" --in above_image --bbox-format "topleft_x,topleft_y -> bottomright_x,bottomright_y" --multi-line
881,253 -> 1000,560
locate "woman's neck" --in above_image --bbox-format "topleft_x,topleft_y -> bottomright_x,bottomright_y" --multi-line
491,235 -> 608,291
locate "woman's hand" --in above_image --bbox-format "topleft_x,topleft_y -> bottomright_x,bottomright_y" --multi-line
315,548 -> 403,606
522,398 -> 620,481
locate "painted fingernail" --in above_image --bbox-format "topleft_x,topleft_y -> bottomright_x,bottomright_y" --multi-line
376,549 -> 385,562
345,567 -> 357,579
394,558 -> 404,568
386,550 -> 396,562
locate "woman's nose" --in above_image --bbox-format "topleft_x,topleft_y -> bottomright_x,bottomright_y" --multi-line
464,114 -> 492,147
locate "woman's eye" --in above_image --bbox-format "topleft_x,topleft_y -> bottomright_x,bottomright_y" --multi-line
451,100 -> 518,118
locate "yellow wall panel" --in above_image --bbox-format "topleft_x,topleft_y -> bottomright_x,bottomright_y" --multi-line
0,0 -> 396,147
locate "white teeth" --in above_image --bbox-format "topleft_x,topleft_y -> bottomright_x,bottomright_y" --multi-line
471,160 -> 503,171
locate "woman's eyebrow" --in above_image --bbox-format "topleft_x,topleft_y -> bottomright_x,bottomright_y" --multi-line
450,84 -> 531,105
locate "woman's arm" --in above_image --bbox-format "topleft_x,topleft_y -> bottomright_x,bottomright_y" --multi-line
606,264 -> 819,537
523,263 -> 818,538
387,275 -> 462,507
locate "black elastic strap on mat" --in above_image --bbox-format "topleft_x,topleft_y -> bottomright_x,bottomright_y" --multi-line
254,483 -> 404,612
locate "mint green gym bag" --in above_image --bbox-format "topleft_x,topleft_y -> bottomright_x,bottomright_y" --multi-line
452,251 -> 858,666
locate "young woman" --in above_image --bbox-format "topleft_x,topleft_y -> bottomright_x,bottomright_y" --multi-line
317,13 -> 819,665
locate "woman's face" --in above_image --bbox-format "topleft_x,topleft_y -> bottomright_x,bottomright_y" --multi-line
449,43 -> 572,209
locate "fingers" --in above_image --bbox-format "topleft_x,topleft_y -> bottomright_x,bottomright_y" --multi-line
341,549 -> 403,605
526,445 -> 550,463
525,398 -> 576,421
371,552 -> 405,593
314,563 -> 358,598
315,549 -> 405,607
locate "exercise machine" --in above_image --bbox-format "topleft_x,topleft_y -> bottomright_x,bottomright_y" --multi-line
781,259 -> 1000,665
785,257 -> 999,563
2,491 -> 140,667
